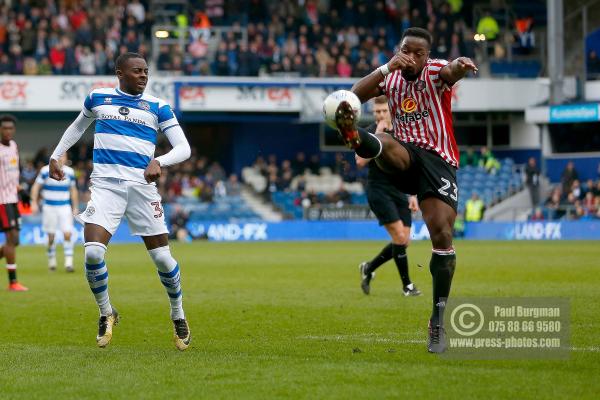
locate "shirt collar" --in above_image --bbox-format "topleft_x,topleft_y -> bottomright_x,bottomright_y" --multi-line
116,87 -> 143,98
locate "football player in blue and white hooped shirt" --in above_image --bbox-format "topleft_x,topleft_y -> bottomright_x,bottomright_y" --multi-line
49,53 -> 192,351
30,154 -> 78,272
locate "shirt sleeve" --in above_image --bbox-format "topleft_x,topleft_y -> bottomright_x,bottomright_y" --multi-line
50,111 -> 94,160
428,59 -> 451,88
155,125 -> 191,167
83,92 -> 94,117
34,170 -> 45,185
378,74 -> 388,96
157,103 -> 180,133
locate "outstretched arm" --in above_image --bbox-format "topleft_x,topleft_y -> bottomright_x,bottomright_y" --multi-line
439,57 -> 478,85
30,182 -> 41,214
70,186 -> 79,215
351,69 -> 386,103
352,52 -> 417,103
144,125 -> 191,183
49,112 -> 94,180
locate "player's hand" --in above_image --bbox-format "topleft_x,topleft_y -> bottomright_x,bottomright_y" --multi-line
144,159 -> 162,183
375,119 -> 388,133
49,158 -> 65,181
30,202 -> 39,214
387,52 -> 416,72
408,196 -> 419,212
355,154 -> 369,168
456,57 -> 478,74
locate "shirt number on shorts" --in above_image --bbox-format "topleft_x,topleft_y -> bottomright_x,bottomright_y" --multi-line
438,178 -> 458,201
151,201 -> 164,219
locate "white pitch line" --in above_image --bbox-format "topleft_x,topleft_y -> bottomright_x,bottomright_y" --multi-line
571,346 -> 600,353
298,335 -> 426,344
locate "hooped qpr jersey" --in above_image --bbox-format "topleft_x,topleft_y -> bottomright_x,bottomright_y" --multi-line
381,58 -> 459,167
35,165 -> 75,207
83,87 -> 180,184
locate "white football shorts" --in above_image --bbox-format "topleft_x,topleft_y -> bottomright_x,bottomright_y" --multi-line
42,205 -> 74,234
78,178 -> 168,236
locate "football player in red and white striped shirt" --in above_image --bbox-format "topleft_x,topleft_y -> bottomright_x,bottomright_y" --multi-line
0,114 -> 28,291
333,27 -> 477,353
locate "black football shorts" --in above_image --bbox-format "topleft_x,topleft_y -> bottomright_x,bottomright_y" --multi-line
383,142 -> 458,212
0,203 -> 21,231
366,181 -> 412,227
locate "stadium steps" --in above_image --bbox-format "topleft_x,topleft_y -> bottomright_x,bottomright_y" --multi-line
241,187 -> 283,222
483,177 -> 551,222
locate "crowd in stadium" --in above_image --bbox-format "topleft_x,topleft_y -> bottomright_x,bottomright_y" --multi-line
250,151 -> 361,208
534,163 -> 600,221
0,0 -> 486,77
0,0 -> 152,75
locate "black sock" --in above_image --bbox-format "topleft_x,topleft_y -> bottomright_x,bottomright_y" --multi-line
392,244 -> 411,287
367,243 -> 393,274
7,269 -> 17,283
355,127 -> 382,159
429,251 -> 456,327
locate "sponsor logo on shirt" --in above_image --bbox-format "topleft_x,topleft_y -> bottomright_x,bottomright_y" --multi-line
118,106 -> 130,116
396,109 -> 431,123
395,97 -> 431,123
401,97 -> 418,113
98,113 -> 148,126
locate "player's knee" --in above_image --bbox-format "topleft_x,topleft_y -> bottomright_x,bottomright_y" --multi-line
430,228 -> 453,249
148,245 -> 177,272
387,223 -> 409,246
391,229 -> 409,246
7,231 -> 19,246
84,242 -> 106,265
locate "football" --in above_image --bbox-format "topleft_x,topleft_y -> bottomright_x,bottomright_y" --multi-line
322,90 -> 362,129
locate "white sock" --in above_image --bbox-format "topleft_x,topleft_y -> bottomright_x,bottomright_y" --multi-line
48,242 -> 57,267
148,246 -> 185,320
84,242 -> 112,316
64,239 -> 74,268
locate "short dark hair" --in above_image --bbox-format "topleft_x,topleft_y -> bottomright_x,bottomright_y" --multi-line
0,114 -> 17,125
115,52 -> 146,71
373,95 -> 388,104
401,27 -> 433,46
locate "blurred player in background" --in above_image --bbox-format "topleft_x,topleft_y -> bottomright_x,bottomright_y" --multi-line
0,114 -> 28,291
30,154 -> 78,272
355,96 -> 421,297
49,52 -> 192,350
333,27 -> 477,353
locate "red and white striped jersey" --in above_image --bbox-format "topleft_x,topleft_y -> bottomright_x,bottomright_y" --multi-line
381,58 -> 459,167
0,140 -> 20,204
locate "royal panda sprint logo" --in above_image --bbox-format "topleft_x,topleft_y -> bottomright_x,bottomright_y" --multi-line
118,106 -> 130,116
397,96 -> 431,123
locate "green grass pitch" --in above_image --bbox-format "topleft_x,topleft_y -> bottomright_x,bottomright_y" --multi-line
1,240 -> 599,399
